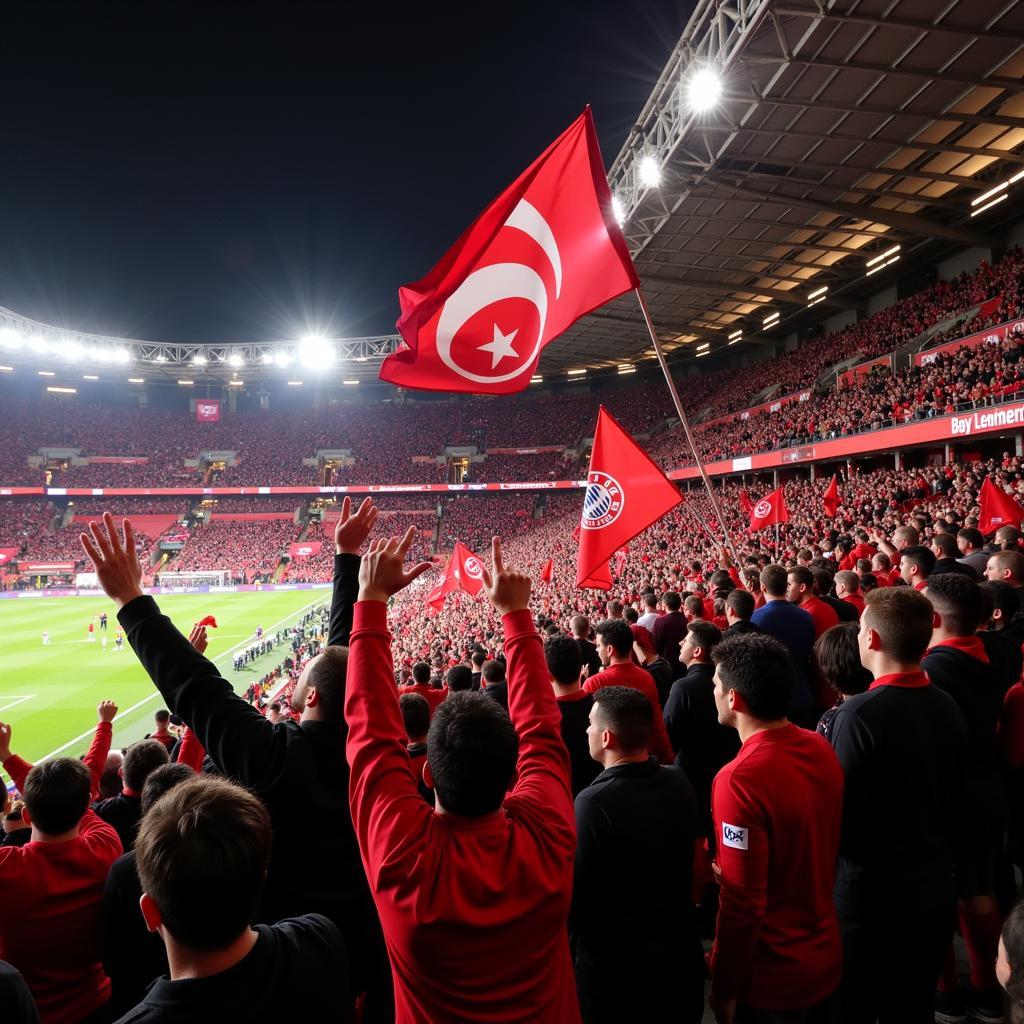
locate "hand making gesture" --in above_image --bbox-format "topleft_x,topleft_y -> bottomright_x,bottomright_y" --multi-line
481,537 -> 532,616
335,496 -> 380,555
357,527 -> 433,603
79,512 -> 145,610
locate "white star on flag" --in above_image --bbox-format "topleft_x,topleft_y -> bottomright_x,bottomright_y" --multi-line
477,324 -> 520,369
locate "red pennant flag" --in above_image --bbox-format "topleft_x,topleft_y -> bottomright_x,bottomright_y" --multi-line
427,541 -> 486,610
577,408 -> 682,590
379,108 -> 638,395
540,558 -> 553,583
748,487 -> 789,532
197,615 -> 218,629
739,489 -> 754,517
823,475 -> 840,518
979,477 -> 1024,535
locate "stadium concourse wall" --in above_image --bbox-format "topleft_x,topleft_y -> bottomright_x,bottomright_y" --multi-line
0,582 -> 331,601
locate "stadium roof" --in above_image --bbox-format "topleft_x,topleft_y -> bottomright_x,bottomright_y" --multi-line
2,0 -> 1023,388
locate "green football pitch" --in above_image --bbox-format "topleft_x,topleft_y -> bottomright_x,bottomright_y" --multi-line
0,588 -> 330,780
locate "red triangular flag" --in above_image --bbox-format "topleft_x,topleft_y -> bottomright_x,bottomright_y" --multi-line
427,541 -> 486,610
197,615 -> 218,628
979,477 -> 1024,535
577,408 -> 682,590
739,489 -> 754,517
540,558 -> 553,583
379,108 -> 639,395
823,475 -> 840,518
748,487 -> 789,532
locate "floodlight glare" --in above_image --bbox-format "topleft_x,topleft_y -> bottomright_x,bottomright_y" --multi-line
28,335 -> 50,355
0,328 -> 24,349
228,352 -> 244,368
192,354 -> 207,365
611,195 -> 625,226
61,341 -> 85,362
274,350 -> 292,369
297,336 -> 335,369
113,348 -> 131,365
687,67 -> 722,112
261,353 -> 274,365
639,155 -> 661,188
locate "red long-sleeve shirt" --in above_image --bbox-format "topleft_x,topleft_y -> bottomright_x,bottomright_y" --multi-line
0,722 -> 123,1024
711,724 -> 843,1010
175,725 -> 206,772
584,662 -> 675,764
346,601 -> 579,1024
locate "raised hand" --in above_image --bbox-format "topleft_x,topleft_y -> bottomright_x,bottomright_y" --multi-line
481,537 -> 532,616
97,700 -> 119,723
335,496 -> 379,555
79,512 -> 144,609
188,624 -> 209,655
0,722 -> 11,762
357,527 -> 433,603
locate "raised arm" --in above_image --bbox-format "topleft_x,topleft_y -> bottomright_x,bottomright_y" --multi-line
82,513 -> 287,789
329,497 -> 378,647
86,702 -> 117,801
345,528 -> 434,889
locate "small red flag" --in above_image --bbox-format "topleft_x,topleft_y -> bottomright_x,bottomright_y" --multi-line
379,108 -> 639,395
823,475 -> 840,518
748,487 -> 789,532
739,489 -> 754,517
979,477 -> 1024,535
427,541 -> 486,610
577,408 -> 682,590
197,615 -> 218,628
540,558 -> 553,583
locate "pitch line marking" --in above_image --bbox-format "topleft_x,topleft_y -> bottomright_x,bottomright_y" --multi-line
0,696 -> 35,713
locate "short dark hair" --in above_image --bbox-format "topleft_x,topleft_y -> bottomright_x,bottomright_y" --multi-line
400,692 -> 431,739
23,758 -> 91,835
624,606 -> 638,625
135,776 -> 272,951
760,564 -> 788,598
427,692 -> 518,817
306,646 -> 348,721
445,665 -> 473,692
932,532 -> 959,557
927,573 -> 984,636
863,588 -> 933,662
411,662 -> 431,685
686,620 -> 723,656
711,634 -> 793,721
140,763 -> 195,816
594,618 -> 634,656
813,623 -> 872,699
470,650 -> 485,668
607,600 -> 623,617
810,566 -> 834,595
482,659 -> 506,683
957,527 -> 984,551
644,593 -> 658,610
662,591 -> 682,612
545,634 -> 583,685
901,545 -> 936,579
154,709 -> 170,726
123,739 -> 170,794
683,595 -> 705,619
982,579 -> 1021,623
788,565 -> 814,592
592,686 -> 653,754
726,589 -> 755,620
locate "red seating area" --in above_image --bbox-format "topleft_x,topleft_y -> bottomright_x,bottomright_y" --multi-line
171,520 -> 298,581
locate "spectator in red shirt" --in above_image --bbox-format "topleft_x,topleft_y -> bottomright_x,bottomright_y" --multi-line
584,619 -> 674,765
0,703 -> 123,1024
709,633 -> 844,1022
787,566 -> 840,638
146,710 -> 175,754
834,571 -> 866,617
399,693 -> 431,799
900,545 -> 936,592
345,532 -> 581,1023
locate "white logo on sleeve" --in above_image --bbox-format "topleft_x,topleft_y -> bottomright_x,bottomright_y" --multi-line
722,823 -> 749,851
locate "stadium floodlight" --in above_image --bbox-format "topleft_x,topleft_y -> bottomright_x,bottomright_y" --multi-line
28,335 -> 50,355
228,352 -> 244,368
343,379 -> 359,385
531,375 -> 543,384
971,193 -> 1009,217
568,368 -> 587,377
154,354 -> 167,363
697,342 -> 710,352
128,377 -> 144,383
618,363 -> 635,375
639,155 -> 661,188
728,329 -> 742,345
83,374 -> 99,380
261,353 -> 274,365
297,335 -> 335,369
177,379 -> 193,385
865,244 -> 901,277
763,311 -> 780,328
228,379 -> 244,386
0,327 -> 23,349
287,380 -> 303,386
274,350 -> 292,369
113,348 -> 130,364
47,386 -> 76,394
0,366 -> 12,372
611,195 -> 625,226
60,341 -> 85,362
192,354 -> 207,365
38,370 -> 55,376
687,67 -> 722,113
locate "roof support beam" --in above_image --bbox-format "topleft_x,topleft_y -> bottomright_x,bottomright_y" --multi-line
667,211 -> 902,245
641,270 -> 844,309
643,260 -> 845,296
695,177 -> 996,246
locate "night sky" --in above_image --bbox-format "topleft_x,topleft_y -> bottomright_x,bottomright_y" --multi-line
0,1 -> 694,344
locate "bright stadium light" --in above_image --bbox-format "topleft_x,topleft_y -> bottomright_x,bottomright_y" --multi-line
687,67 -> 722,113
38,370 -> 55,377
83,374 -> 99,380
261,353 -> 274,365
0,328 -> 23,349
28,335 -> 50,355
274,350 -> 292,369
611,195 -> 625,226
298,335 -> 335,369
61,341 -> 85,362
639,155 -> 661,188
228,352 -> 244,368
192,354 -> 207,365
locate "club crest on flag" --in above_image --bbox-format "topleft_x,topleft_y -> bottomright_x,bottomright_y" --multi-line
462,555 -> 484,580
753,499 -> 772,520
582,471 -> 624,530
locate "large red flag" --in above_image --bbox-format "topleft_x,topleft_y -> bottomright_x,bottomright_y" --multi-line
427,541 -> 486,610
577,407 -> 682,590
379,108 -> 639,394
540,558 -> 553,584
739,489 -> 754,517
979,477 -> 1024,535
748,487 -> 789,532
823,475 -> 840,518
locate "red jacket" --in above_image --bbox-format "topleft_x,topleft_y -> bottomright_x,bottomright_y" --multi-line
841,593 -> 866,618
798,596 -> 840,639
712,724 -> 843,1010
0,722 -> 123,1024
346,602 -> 579,1024
583,662 -> 675,764
401,683 -> 448,715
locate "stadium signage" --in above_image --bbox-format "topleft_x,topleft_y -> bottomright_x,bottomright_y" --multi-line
914,317 -> 1021,367
38,481 -> 589,496
17,561 -> 75,573
951,404 -> 1024,436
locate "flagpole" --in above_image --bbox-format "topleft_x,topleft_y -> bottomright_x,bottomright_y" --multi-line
680,497 -> 720,548
633,287 -> 739,560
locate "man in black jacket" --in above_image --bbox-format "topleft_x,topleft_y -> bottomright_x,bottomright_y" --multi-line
93,739 -> 168,852
722,589 -> 762,638
572,615 -> 603,678
931,533 -> 978,578
829,587 -> 967,1024
923,573 -> 1008,1023
651,592 -> 688,678
80,502 -> 389,1021
571,686 -> 703,1024
811,567 -> 859,624
544,634 -> 600,797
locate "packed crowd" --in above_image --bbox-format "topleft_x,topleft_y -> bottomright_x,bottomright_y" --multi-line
171,520 -> 298,581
